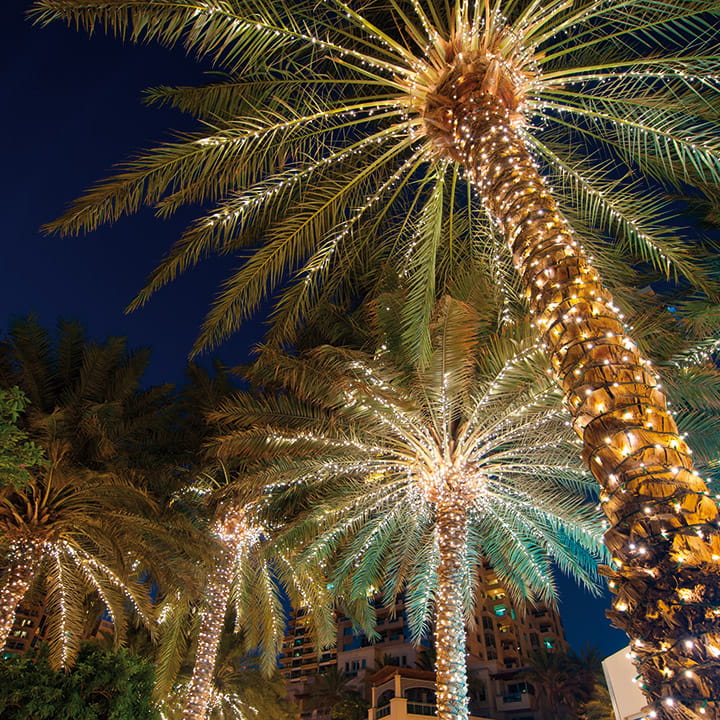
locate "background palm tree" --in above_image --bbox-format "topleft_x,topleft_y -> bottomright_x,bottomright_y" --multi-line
160,491 -> 333,720
30,1 -> 720,713
0,317 -> 204,667
309,666 -> 356,715
212,294 -> 607,720
0,461 -> 160,667
519,648 -> 586,720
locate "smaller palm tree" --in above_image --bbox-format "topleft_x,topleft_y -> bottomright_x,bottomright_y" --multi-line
0,463 -> 159,667
157,477 -> 334,720
212,295 -> 607,720
0,387 -> 45,488
180,501 -> 264,720
0,318 -> 202,667
519,648 -> 586,719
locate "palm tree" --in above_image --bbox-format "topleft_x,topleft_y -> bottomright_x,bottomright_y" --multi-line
0,465 -> 158,667
148,363 -> 332,720
159,493 -> 334,720
30,1 -> 720,713
0,318 -> 201,667
309,666 -> 356,715
212,296 -> 607,720
519,648 -> 585,720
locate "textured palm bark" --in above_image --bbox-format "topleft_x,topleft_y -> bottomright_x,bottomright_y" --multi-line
434,501 -> 470,720
0,540 -> 44,650
433,95 -> 720,719
182,554 -> 234,720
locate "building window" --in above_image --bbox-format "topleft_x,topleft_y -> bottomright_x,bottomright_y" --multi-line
544,638 -> 555,650
507,682 -> 526,695
493,605 -> 507,617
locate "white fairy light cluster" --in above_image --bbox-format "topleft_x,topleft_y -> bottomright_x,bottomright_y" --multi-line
183,505 -> 264,720
0,539 -> 46,650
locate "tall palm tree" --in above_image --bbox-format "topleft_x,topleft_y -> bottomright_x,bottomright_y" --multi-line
0,318 -> 201,667
30,1 -> 720,714
211,296 -> 608,720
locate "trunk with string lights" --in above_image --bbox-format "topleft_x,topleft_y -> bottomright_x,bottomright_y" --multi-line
422,50 -> 720,720
434,499 -> 471,720
0,540 -> 45,649
183,507 -> 261,720
182,551 -> 234,720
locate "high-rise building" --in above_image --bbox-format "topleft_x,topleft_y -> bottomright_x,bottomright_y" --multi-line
2,601 -> 47,658
280,561 -> 567,720
2,597 -> 114,660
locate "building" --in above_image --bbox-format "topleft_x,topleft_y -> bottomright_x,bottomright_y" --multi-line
280,561 -> 567,720
2,597 -> 114,659
602,647 -> 647,720
2,600 -> 47,657
367,666 -> 494,720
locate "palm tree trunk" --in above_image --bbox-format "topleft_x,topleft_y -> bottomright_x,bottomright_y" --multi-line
446,95 -> 720,718
434,500 -> 469,720
0,540 -> 44,650
182,554 -> 234,720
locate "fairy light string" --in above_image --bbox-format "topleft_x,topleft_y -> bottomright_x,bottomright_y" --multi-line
182,505 -> 263,720
0,539 -> 46,650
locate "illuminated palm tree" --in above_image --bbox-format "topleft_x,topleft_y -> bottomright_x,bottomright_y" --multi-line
0,318 -> 198,667
212,296 -> 608,720
157,482 -> 333,720
31,2 -> 720,714
0,462 -> 159,667
151,366 -> 333,720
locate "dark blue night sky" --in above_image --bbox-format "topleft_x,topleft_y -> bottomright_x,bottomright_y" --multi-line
2,0 -> 628,658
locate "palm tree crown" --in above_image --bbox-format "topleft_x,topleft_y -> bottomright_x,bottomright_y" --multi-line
32,0 -> 719,352
0,318 -> 198,668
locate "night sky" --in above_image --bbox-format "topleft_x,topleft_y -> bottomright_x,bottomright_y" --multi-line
3,0 -> 628,658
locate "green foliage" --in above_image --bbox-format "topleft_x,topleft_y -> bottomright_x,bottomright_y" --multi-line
0,643 -> 159,720
0,317 -> 210,668
331,695 -> 370,720
213,295 -> 608,640
0,387 -> 45,488
31,0 -> 720,355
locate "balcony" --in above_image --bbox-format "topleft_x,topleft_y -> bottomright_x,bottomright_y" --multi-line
370,698 -> 492,720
